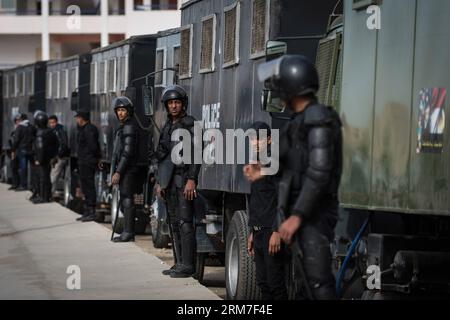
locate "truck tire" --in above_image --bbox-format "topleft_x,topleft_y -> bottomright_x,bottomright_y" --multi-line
225,210 -> 261,300
135,210 -> 149,235
194,252 -> 207,284
63,167 -> 73,208
150,197 -> 170,248
110,186 -> 124,234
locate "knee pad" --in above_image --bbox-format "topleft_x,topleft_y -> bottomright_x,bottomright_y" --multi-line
121,196 -> 134,209
179,219 -> 194,234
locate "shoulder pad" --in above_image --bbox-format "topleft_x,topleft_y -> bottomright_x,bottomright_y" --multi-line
181,115 -> 196,128
304,103 -> 332,126
123,123 -> 137,136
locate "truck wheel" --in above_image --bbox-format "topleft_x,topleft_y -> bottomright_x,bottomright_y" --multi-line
150,197 -> 170,248
111,186 -> 124,234
194,252 -> 207,284
135,210 -> 149,235
225,210 -> 261,300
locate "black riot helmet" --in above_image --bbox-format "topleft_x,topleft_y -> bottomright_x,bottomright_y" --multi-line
34,111 -> 49,129
112,96 -> 134,118
257,55 -> 319,103
161,85 -> 189,111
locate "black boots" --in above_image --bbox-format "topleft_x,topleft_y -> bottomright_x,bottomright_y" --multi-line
170,222 -> 195,278
113,207 -> 135,242
80,206 -> 97,222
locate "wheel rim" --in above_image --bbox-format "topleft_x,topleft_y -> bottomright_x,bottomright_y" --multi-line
111,187 -> 123,228
64,177 -> 71,206
227,234 -> 239,298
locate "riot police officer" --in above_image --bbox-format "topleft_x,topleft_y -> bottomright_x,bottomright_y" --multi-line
257,55 -> 343,300
33,112 -> 58,204
111,96 -> 141,242
153,85 -> 200,278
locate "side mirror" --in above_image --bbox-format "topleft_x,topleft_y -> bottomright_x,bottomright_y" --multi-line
125,86 -> 136,104
142,85 -> 154,116
70,91 -> 79,111
265,40 -> 288,59
261,89 -> 285,113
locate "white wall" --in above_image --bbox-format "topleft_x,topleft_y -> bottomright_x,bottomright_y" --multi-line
0,35 -> 41,69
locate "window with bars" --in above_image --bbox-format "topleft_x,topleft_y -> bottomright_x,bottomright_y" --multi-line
250,0 -> 269,58
173,45 -> 180,74
26,70 -> 33,95
17,72 -> 24,96
60,70 -> 68,99
223,3 -> 240,67
98,61 -> 106,94
180,25 -> 193,79
90,62 -> 97,94
52,71 -> 60,99
108,59 -> 117,92
200,15 -> 216,73
118,55 -> 128,90
155,49 -> 165,85
46,72 -> 52,99
3,75 -> 8,98
69,67 -> 78,95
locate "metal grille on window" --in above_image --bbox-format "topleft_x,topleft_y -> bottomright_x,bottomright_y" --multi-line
251,0 -> 267,56
69,67 -> 77,95
18,73 -> 24,96
224,6 -> 237,65
121,55 -> 128,90
26,71 -> 33,95
200,17 -> 214,71
90,62 -> 97,94
53,72 -> 60,99
316,36 -> 338,106
173,46 -> 180,74
10,75 -> 15,97
108,59 -> 116,92
46,72 -> 52,99
155,50 -> 164,85
97,61 -> 105,93
59,70 -> 67,99
180,27 -> 191,77
2,75 -> 7,98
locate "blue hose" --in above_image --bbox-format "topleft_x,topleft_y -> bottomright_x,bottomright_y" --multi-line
335,215 -> 370,298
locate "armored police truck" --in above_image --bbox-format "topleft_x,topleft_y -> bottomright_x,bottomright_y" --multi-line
83,35 -> 158,233
45,53 -> 92,205
179,0 -> 341,299
1,62 -> 47,185
331,0 -> 450,299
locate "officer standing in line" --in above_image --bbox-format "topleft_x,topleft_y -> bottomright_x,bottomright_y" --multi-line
8,114 -> 22,190
49,115 -> 70,198
153,85 -> 201,278
12,113 -> 35,191
33,112 -> 59,204
111,97 -> 141,242
257,55 -> 343,300
75,111 -> 101,222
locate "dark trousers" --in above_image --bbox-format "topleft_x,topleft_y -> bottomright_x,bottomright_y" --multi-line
17,151 -> 30,188
36,164 -> 51,201
78,163 -> 96,208
253,229 -> 288,300
10,156 -> 19,187
166,174 -> 195,268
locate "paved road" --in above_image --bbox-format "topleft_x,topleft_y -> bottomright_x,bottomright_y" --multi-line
0,183 -> 220,300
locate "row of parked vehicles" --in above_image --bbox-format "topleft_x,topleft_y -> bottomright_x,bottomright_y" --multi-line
1,0 -> 450,299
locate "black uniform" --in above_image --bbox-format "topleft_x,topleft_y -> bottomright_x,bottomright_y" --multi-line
111,117 -> 141,241
154,114 -> 201,276
76,122 -> 100,215
34,122 -> 59,203
8,130 -> 19,189
12,119 -> 35,190
280,101 -> 342,300
249,173 -> 288,300
53,123 -> 69,158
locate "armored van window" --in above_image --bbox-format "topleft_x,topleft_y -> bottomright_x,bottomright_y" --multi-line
155,48 -> 166,86
10,74 -> 16,97
223,2 -> 240,68
3,74 -> 8,98
98,61 -> 107,94
69,67 -> 78,95
108,58 -> 117,92
250,0 -> 270,59
180,24 -> 193,79
53,71 -> 60,99
118,55 -> 128,90
26,70 -> 33,95
200,14 -> 216,73
17,72 -> 24,96
90,62 -> 97,94
46,72 -> 52,99
61,70 -> 68,99
173,45 -> 180,74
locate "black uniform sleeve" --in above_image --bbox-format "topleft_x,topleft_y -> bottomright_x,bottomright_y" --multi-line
12,126 -> 23,151
185,118 -> 201,182
291,125 -> 333,219
154,122 -> 171,163
116,124 -> 137,174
